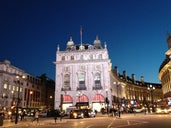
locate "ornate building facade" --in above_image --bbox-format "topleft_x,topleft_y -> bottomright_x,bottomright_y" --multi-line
159,33 -> 171,98
112,67 -> 162,110
54,36 -> 112,112
54,34 -> 163,112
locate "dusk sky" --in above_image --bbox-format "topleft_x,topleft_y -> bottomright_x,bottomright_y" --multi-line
0,0 -> 171,83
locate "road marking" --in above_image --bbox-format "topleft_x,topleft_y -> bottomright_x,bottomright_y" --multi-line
127,120 -> 130,125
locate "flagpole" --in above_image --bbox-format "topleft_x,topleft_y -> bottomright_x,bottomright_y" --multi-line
80,26 -> 82,45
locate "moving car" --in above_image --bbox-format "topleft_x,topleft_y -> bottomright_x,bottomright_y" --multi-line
70,109 -> 84,119
81,109 -> 96,118
156,106 -> 169,114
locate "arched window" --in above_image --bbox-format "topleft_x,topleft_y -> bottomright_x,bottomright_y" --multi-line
63,74 -> 71,91
93,72 -> 102,90
77,73 -> 86,90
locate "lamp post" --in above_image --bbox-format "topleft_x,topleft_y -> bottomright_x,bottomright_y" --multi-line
113,82 -> 120,117
105,89 -> 109,114
30,91 -> 33,108
147,84 -> 155,113
76,91 -> 82,109
15,75 -> 25,124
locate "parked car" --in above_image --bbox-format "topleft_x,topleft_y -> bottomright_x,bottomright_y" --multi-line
39,110 -> 48,117
70,109 -> 84,119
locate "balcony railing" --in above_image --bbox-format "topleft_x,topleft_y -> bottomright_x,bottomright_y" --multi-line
93,86 -> 103,90
77,86 -> 87,90
61,86 -> 71,91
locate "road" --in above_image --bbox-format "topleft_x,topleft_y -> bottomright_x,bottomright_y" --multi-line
2,113 -> 171,128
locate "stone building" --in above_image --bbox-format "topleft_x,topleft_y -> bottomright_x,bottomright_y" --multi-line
54,34 -> 163,113
159,33 -> 171,98
54,36 -> 112,112
0,60 -> 54,112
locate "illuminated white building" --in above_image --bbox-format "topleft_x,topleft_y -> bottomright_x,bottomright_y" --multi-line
0,60 -> 46,111
54,36 -> 112,112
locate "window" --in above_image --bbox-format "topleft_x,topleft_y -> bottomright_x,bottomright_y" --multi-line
78,73 -> 86,90
62,56 -> 65,61
98,54 -> 102,59
13,86 -> 15,91
9,85 -> 11,90
63,74 -> 71,91
64,67 -> 69,72
80,55 -> 84,60
3,83 -> 7,89
89,54 -> 93,60
93,72 -> 102,90
71,56 -> 74,60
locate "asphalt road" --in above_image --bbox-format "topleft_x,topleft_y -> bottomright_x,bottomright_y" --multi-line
2,113 -> 171,128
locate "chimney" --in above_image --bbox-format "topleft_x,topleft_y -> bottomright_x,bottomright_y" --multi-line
141,76 -> 144,84
113,66 -> 118,76
123,70 -> 127,81
132,74 -> 136,84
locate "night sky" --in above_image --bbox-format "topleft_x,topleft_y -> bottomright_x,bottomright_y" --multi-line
0,0 -> 171,83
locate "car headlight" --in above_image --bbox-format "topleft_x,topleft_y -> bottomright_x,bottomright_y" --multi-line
73,113 -> 77,116
8,111 -> 12,115
156,108 -> 161,113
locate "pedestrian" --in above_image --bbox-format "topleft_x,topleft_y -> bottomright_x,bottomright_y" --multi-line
60,111 -> 63,121
32,111 -> 39,123
54,110 -> 59,123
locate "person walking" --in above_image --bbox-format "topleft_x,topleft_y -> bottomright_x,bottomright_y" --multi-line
32,111 -> 39,123
54,110 -> 59,123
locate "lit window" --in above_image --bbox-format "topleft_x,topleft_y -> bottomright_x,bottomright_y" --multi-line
3,83 -> 7,89
9,85 -> 11,90
20,87 -> 22,92
13,86 -> 15,91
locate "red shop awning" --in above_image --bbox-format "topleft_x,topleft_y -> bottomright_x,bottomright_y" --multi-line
92,94 -> 105,102
63,95 -> 73,103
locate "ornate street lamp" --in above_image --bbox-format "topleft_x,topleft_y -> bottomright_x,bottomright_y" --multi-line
113,82 -> 121,117
15,75 -> 25,124
147,84 -> 155,113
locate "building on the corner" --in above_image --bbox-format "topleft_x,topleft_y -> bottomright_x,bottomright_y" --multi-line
54,36 -> 112,112
159,33 -> 171,98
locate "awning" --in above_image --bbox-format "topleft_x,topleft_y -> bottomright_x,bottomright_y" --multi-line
76,94 -> 89,102
92,94 -> 105,102
63,95 -> 73,103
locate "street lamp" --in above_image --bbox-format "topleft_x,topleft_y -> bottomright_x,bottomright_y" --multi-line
105,89 -> 109,114
113,82 -> 120,117
76,91 -> 82,109
147,84 -> 155,113
15,75 -> 25,124
30,91 -> 33,107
